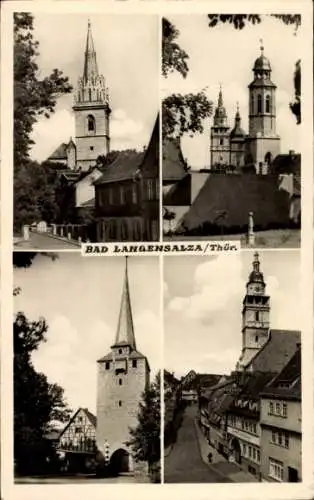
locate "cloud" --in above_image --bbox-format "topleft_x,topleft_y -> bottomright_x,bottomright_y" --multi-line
167,253 -> 243,320
32,315 -> 114,412
31,97 -> 74,162
111,109 -> 144,140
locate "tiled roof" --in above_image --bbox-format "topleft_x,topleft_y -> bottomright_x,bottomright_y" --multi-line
163,138 -> 189,182
181,174 -> 291,231
48,142 -> 68,160
94,150 -> 144,185
261,346 -> 301,400
247,329 -> 301,373
97,349 -> 147,363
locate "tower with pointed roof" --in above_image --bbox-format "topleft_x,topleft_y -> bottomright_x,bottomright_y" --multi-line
96,258 -> 150,472
73,20 -> 111,171
247,41 -> 280,172
237,252 -> 270,370
230,104 -> 246,170
210,87 -> 231,170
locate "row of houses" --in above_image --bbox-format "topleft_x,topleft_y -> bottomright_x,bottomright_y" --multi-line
48,117 -> 160,243
198,344 -> 301,482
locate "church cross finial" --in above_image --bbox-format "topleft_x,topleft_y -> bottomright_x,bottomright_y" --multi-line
259,38 -> 264,55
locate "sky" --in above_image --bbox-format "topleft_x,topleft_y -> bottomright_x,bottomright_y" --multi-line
163,15 -> 302,169
14,254 -> 161,415
164,250 -> 301,378
30,14 -> 159,161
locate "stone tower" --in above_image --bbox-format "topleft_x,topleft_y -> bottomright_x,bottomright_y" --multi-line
96,258 -> 150,472
237,252 -> 270,370
230,103 -> 246,170
210,87 -> 230,170
73,20 -> 111,171
247,42 -> 280,173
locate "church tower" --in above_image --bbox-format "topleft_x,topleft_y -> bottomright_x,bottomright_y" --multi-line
230,104 -> 246,170
96,258 -> 150,472
73,20 -> 111,171
210,87 -> 230,170
237,252 -> 270,370
247,42 -> 280,173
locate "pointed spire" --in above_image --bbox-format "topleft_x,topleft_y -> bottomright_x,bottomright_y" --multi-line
214,85 -> 228,127
83,19 -> 98,81
218,84 -> 223,107
113,257 -> 137,350
235,102 -> 241,122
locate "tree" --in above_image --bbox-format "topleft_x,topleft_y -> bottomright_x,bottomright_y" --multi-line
14,309 -> 70,475
13,251 -> 58,269
14,13 -> 72,166
14,13 -> 72,230
162,18 -> 213,139
127,374 -> 160,482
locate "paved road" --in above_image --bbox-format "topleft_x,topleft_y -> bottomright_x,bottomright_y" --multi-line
164,406 -> 231,483
14,232 -> 80,250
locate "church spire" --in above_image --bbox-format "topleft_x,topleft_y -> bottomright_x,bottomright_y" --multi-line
113,257 -> 137,350
214,85 -> 228,127
83,19 -> 99,81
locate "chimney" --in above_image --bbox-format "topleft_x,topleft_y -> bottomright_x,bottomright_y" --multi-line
289,150 -> 295,156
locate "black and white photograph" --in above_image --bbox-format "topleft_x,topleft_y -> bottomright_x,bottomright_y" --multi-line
13,253 -> 161,483
162,15 -> 301,247
163,251 -> 301,483
13,13 -> 159,249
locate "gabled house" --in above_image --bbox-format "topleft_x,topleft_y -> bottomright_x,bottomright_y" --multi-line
57,407 -> 97,473
259,346 -> 301,482
94,116 -> 159,242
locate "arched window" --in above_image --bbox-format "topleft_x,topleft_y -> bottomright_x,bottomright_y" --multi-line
250,94 -> 254,113
265,95 -> 271,113
87,115 -> 95,133
257,94 -> 262,113
265,152 -> 272,165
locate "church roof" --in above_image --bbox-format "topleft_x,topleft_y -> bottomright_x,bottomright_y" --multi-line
248,252 -> 265,285
48,142 -> 68,161
97,349 -> 147,363
253,54 -> 271,72
83,20 -> 99,80
180,175 -> 292,232
112,257 -> 137,350
245,329 -> 301,373
163,138 -> 189,182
